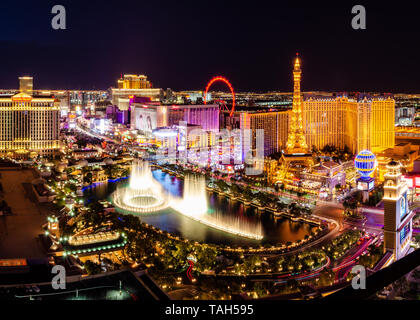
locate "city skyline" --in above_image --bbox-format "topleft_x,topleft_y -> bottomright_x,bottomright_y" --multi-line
0,0 -> 419,92
2,0 -> 420,306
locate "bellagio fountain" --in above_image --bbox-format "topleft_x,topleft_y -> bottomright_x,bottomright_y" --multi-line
112,160 -> 263,240
172,174 -> 263,240
111,160 -> 169,213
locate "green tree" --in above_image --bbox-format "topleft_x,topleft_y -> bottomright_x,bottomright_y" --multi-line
88,200 -> 104,214
84,260 -> 101,275
84,172 -> 93,184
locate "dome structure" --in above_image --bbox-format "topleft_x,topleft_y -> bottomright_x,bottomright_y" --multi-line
354,150 -> 377,178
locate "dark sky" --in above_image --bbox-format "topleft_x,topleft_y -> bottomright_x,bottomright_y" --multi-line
0,0 -> 419,92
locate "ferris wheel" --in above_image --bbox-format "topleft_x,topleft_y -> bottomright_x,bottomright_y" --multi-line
204,76 -> 236,116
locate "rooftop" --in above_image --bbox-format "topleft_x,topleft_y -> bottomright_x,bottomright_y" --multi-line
0,269 -> 169,301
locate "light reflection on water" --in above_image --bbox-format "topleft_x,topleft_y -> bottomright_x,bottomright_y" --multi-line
84,169 -> 315,246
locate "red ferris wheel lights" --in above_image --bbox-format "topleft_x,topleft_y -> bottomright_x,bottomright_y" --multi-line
204,76 -> 235,116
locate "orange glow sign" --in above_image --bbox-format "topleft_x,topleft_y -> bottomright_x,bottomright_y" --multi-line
0,259 -> 27,267
12,96 -> 32,102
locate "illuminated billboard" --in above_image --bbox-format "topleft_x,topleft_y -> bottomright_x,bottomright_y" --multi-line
357,181 -> 368,190
400,191 -> 408,222
400,222 -> 411,244
357,177 -> 374,191
134,107 -> 157,133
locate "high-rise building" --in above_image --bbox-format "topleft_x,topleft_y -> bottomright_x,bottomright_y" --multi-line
383,161 -> 414,261
111,75 -> 164,110
303,95 -> 395,154
117,74 -> 152,89
130,102 -> 220,134
18,76 -> 33,95
371,98 -> 395,152
239,110 -> 289,157
0,77 -> 60,158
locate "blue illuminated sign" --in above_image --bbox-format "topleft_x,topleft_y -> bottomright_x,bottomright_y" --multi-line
400,223 -> 411,244
400,192 -> 408,222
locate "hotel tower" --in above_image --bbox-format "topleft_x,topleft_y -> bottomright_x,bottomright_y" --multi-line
303,95 -> 395,154
0,77 -> 60,158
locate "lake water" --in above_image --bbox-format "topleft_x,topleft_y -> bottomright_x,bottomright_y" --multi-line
83,169 -> 315,246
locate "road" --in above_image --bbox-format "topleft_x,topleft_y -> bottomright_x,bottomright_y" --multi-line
333,237 -> 375,282
75,124 -> 118,144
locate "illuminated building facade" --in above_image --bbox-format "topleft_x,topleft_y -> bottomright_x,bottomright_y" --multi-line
176,91 -> 211,104
130,103 -> 220,134
239,110 -> 289,157
19,76 -> 33,94
383,161 -> 414,261
301,161 -> 346,194
304,96 -> 348,151
371,98 -> 395,152
111,88 -> 164,110
395,105 -> 415,126
303,96 -> 395,154
111,75 -> 164,110
401,158 -> 420,204
117,74 -> 152,89
0,77 -> 60,158
376,142 -> 419,181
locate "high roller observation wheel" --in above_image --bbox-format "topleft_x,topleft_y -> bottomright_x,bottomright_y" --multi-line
204,76 -> 235,116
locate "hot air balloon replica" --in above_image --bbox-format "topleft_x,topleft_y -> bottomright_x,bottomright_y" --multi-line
354,149 -> 377,201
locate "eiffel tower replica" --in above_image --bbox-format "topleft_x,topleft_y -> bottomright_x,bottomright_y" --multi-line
281,54 -> 313,176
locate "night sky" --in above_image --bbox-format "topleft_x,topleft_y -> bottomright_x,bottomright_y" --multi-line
0,0 -> 419,93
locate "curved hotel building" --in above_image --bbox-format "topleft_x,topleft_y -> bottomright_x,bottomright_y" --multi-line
0,77 -> 60,157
